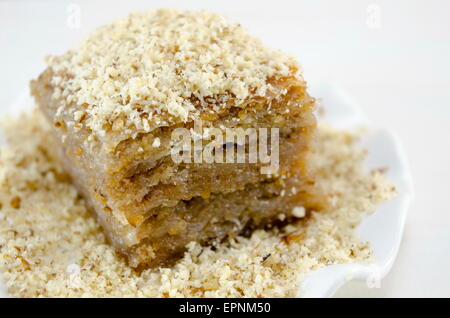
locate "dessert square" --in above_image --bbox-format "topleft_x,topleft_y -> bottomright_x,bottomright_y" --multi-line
30,9 -> 323,268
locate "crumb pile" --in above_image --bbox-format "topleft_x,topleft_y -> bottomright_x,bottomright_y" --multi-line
0,110 -> 395,297
47,9 -> 298,136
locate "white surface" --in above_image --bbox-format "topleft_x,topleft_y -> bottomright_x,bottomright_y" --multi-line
1,0 -> 449,297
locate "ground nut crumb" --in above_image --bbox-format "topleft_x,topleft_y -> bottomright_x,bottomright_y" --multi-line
0,109 -> 395,298
292,206 -> 306,218
152,138 -> 161,148
45,9 -> 299,140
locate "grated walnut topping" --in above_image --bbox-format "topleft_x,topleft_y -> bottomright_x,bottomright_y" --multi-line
46,9 -> 299,139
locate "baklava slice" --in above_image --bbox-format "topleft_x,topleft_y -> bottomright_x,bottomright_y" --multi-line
31,9 -> 323,268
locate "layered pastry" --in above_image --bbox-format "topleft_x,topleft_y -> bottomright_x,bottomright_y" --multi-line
30,9 -> 324,268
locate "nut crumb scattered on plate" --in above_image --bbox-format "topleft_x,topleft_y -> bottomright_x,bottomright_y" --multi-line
0,110 -> 395,297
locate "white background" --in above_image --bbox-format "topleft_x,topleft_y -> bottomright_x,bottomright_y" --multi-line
0,0 -> 449,297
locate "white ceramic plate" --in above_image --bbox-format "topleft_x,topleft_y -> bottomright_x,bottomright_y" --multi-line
0,83 -> 413,298
299,83 -> 414,297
